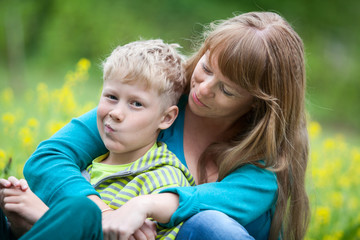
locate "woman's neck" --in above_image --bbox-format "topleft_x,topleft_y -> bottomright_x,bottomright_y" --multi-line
183,105 -> 245,183
184,105 -> 242,142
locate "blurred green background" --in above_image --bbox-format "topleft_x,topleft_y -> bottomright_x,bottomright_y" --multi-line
1,0 -> 360,140
1,1 -> 360,238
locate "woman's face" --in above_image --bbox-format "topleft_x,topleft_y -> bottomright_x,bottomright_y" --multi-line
188,51 -> 254,123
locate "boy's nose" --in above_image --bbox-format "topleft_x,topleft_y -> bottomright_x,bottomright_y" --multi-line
109,108 -> 124,122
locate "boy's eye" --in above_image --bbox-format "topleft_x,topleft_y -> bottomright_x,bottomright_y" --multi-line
107,95 -> 117,100
131,101 -> 143,108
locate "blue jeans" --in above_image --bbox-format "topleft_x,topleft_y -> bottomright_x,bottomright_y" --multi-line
176,210 -> 255,240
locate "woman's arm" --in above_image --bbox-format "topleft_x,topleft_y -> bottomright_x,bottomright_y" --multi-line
100,164 -> 277,238
23,108 -> 108,206
100,193 -> 178,239
160,164 -> 278,227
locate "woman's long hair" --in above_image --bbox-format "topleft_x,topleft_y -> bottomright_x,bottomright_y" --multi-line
186,12 -> 310,240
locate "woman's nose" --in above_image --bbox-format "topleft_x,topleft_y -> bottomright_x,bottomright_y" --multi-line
198,78 -> 216,98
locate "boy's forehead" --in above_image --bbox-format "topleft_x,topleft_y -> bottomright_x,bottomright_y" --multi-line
108,74 -> 161,92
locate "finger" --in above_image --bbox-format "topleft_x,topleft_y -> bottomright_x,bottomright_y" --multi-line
19,179 -> 29,191
142,219 -> 157,238
103,228 -> 118,240
129,236 -> 136,240
8,177 -> 20,188
3,202 -> 24,212
109,230 -> 118,240
3,188 -> 24,197
132,229 -> 147,240
0,179 -> 11,188
3,195 -> 23,204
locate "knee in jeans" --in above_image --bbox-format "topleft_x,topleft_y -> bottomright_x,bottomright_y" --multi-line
178,210 -> 254,240
186,210 -> 236,229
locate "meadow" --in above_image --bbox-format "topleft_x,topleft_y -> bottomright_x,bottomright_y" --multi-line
1,59 -> 359,239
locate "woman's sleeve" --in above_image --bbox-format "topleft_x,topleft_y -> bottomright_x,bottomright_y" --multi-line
23,108 -> 108,206
160,164 -> 278,227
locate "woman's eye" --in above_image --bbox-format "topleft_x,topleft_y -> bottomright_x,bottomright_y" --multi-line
220,84 -> 234,97
202,63 -> 213,74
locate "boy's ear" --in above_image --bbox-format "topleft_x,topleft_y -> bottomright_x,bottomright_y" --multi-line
158,106 -> 179,130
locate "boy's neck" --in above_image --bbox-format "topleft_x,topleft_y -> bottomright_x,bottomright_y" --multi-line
102,142 -> 157,165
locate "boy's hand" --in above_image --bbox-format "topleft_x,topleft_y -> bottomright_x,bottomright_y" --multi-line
3,186 -> 49,224
0,176 -> 29,191
1,176 -> 29,212
0,177 -> 38,238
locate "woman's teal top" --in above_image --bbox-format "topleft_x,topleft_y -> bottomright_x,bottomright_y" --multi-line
24,96 -> 277,239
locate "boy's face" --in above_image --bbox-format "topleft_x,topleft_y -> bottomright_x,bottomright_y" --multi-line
97,74 -> 167,162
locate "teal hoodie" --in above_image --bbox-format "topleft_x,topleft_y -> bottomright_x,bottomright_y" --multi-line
24,96 -> 278,240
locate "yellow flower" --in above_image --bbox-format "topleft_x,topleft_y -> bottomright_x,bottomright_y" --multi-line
349,196 -> 359,211
1,88 -> 14,106
323,231 -> 343,240
323,138 -> 336,151
37,82 -> 48,93
310,150 -> 319,163
37,82 -> 50,112
0,149 -> 6,169
55,86 -> 77,115
77,58 -> 91,72
2,112 -> 16,126
16,164 -> 24,178
351,148 -> 360,163
65,58 -> 91,87
330,192 -> 343,208
315,206 -> 330,225
27,118 -> 39,129
338,175 -> 351,189
47,121 -> 67,136
78,102 -> 97,115
19,127 -> 34,147
308,121 -> 321,139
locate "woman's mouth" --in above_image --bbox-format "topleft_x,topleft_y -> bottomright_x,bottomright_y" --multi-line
192,92 -> 206,107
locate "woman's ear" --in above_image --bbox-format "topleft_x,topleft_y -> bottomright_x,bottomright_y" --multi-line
158,106 -> 179,130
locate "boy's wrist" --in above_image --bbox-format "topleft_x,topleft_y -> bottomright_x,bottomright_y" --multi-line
87,194 -> 109,211
136,193 -> 179,224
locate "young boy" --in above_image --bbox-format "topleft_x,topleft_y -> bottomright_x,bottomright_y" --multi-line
0,39 -> 195,240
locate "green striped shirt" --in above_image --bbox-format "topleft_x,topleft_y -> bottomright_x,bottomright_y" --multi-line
82,142 -> 195,240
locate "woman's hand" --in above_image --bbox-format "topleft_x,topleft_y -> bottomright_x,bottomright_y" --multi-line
101,193 -> 179,240
102,196 -> 155,240
129,219 -> 157,240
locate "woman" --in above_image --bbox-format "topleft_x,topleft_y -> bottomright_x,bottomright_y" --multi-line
6,11 -> 310,240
